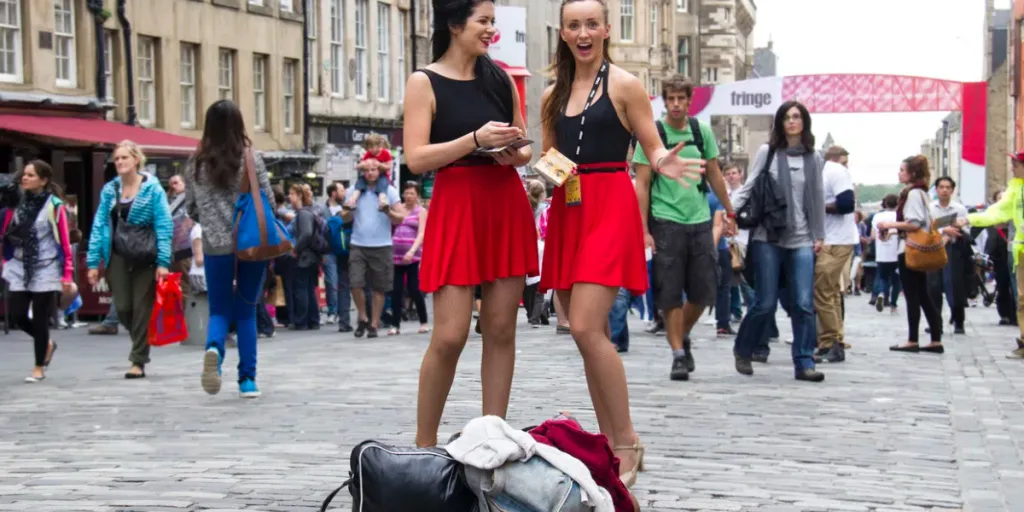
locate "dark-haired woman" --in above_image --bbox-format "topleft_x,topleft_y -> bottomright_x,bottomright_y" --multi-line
539,0 -> 709,490
185,100 -> 275,399
1,160 -> 72,382
877,155 -> 943,353
404,0 -> 538,448
87,140 -> 174,380
730,101 -> 826,382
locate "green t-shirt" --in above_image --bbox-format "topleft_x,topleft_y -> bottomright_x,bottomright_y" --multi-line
633,117 -> 719,225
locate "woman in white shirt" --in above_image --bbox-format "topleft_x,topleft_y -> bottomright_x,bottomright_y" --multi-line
870,194 -> 901,313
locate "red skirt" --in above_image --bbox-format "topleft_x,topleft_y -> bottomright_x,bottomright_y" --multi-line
420,163 -> 539,293
540,169 -> 648,296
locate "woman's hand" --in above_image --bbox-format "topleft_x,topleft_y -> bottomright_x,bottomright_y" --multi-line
194,255 -> 204,268
813,239 -> 823,254
953,217 -> 969,229
402,251 -> 415,264
61,280 -> 74,295
155,266 -> 169,281
491,147 -> 525,166
876,222 -> 890,232
87,269 -> 99,286
654,141 -> 705,187
475,121 -> 522,149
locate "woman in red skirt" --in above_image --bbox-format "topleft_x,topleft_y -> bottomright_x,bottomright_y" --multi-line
540,0 -> 705,488
403,0 -> 539,448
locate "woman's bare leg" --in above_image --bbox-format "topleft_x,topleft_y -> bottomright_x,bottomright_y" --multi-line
415,285 -> 474,447
568,283 -> 639,472
557,289 -> 614,440
479,277 -> 525,418
553,291 -> 569,328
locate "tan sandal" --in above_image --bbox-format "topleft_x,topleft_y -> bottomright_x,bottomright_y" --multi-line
614,438 -> 646,488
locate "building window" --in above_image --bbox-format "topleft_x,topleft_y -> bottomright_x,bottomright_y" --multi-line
218,48 -> 235,101
54,0 -> 76,87
703,67 -> 718,84
650,1 -> 658,47
306,0 -> 317,93
355,0 -> 368,98
0,0 -> 22,83
398,10 -> 407,102
283,59 -> 296,134
677,37 -> 689,77
253,54 -> 267,131
280,0 -> 293,11
137,36 -> 156,126
103,31 -> 115,101
619,0 -> 634,42
330,0 -> 344,95
180,43 -> 197,129
547,25 -> 556,64
650,76 -> 658,97
676,0 -> 687,12
248,0 -> 263,5
377,2 -> 390,102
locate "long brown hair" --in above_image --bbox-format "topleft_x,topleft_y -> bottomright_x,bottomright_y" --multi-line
541,0 -> 614,134
194,100 -> 251,190
896,155 -> 930,221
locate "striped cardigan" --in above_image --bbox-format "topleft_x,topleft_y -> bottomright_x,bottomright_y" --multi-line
86,173 -> 174,269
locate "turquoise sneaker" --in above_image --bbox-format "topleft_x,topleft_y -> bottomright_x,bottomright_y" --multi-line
201,348 -> 222,395
239,378 -> 261,398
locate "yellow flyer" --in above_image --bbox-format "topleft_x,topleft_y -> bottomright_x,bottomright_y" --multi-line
565,175 -> 582,206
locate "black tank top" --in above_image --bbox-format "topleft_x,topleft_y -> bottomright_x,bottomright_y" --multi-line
420,68 -> 513,148
554,65 -> 633,165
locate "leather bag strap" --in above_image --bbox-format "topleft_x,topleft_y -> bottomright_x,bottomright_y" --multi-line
241,148 -> 269,249
319,479 -> 351,512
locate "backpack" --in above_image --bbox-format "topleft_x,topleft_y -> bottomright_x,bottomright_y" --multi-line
326,210 -> 349,256
310,207 -> 331,255
653,117 -> 708,194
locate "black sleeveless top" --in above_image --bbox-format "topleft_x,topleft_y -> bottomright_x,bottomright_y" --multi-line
420,68 -> 513,149
554,65 -> 633,165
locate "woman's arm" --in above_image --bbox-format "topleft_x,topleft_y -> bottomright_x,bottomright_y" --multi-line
492,73 -> 532,167
184,158 -> 199,222
402,73 -> 476,174
56,204 -> 74,283
253,151 -> 276,210
407,208 -> 428,256
730,145 -> 769,211
86,184 -> 114,270
294,209 -> 313,252
152,186 -> 175,270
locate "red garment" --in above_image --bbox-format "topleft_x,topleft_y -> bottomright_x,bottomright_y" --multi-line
529,419 -> 633,512
540,165 -> 648,296
419,163 -> 539,293
362,148 -> 394,180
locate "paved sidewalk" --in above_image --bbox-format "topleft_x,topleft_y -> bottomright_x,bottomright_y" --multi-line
0,297 -> 1020,511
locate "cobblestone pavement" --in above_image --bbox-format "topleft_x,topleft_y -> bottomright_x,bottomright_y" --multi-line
0,297 -> 1021,512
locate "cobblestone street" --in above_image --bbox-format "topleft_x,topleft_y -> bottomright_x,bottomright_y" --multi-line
0,298 -> 1022,511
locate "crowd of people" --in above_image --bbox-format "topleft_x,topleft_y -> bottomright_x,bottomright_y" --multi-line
7,0 -> 1024,496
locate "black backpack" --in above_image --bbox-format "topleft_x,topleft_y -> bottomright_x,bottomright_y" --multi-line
653,117 -> 708,194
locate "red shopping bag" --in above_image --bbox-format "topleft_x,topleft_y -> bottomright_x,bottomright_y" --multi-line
148,272 -> 188,346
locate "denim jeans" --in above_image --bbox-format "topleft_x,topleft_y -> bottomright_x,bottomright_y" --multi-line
716,247 -> 733,329
327,255 -> 352,329
205,254 -> 266,381
872,261 -> 901,307
734,242 -> 817,372
730,281 -> 754,319
292,265 -> 321,330
609,287 -> 631,351
322,254 -> 338,316
102,300 -> 118,326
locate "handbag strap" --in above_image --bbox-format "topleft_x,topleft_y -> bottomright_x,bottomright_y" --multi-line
240,148 -> 269,250
319,479 -> 351,512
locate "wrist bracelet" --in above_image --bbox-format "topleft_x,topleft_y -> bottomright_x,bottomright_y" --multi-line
473,130 -> 480,148
655,156 -> 667,172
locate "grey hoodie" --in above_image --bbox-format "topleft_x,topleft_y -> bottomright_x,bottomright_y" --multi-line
184,151 -> 275,256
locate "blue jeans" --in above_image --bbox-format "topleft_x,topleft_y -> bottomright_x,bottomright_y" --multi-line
734,242 -> 816,372
609,288 -> 631,351
730,281 -> 754,319
872,261 -> 901,307
715,248 -> 733,329
292,265 -> 320,329
102,300 -> 119,326
205,254 -> 266,381
336,256 -> 352,329
322,254 -> 338,316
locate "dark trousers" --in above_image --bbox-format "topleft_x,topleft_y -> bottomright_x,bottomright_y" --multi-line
292,265 -> 320,329
715,247 -> 733,329
391,262 -> 427,327
10,291 -> 55,367
523,283 -> 545,323
256,295 -> 274,336
873,261 -> 902,307
336,255 -> 352,330
994,254 -> 1016,321
107,253 -> 157,366
899,254 -> 942,343
274,256 -> 296,326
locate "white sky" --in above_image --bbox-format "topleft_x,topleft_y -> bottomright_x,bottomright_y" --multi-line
752,0 -> 1006,185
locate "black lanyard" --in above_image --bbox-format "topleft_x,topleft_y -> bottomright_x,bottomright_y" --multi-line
572,61 -> 609,159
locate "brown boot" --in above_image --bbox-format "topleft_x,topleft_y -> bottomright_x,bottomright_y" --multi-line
88,324 -> 118,335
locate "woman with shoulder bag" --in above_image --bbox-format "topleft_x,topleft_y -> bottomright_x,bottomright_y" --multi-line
87,140 -> 173,379
2,160 -> 73,382
877,155 -> 944,353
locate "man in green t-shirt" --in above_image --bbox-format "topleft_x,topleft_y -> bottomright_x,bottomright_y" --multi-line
634,74 -> 734,382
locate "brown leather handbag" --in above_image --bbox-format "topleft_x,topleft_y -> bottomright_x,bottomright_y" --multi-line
905,218 -> 947,272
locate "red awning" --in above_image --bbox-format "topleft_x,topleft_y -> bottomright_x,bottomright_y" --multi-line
0,114 -> 199,155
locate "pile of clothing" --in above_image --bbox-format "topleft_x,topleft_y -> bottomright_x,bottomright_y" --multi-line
445,415 -> 638,512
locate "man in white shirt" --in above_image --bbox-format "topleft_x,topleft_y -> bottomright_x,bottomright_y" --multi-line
870,194 -> 901,313
814,146 -> 858,363
929,177 -> 971,335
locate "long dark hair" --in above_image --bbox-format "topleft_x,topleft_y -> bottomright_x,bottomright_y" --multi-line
541,0 -> 613,133
431,0 -> 511,113
768,101 -> 815,152
896,155 -> 930,220
193,100 -> 251,190
21,160 -> 65,201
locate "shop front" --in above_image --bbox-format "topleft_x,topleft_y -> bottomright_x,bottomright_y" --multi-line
322,123 -> 404,187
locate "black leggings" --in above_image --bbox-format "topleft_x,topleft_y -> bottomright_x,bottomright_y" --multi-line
898,254 -> 942,343
10,291 -> 56,367
392,262 -> 427,328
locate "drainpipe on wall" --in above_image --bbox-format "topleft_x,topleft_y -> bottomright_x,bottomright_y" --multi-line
302,2 -> 311,151
86,0 -> 107,104
410,0 -> 418,70
116,0 -> 137,126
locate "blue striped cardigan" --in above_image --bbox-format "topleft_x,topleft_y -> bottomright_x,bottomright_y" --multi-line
86,173 -> 174,270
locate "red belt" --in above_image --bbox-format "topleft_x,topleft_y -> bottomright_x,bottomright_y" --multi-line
574,162 -> 629,174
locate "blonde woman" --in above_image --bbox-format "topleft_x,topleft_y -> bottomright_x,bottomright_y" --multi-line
87,140 -> 174,379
